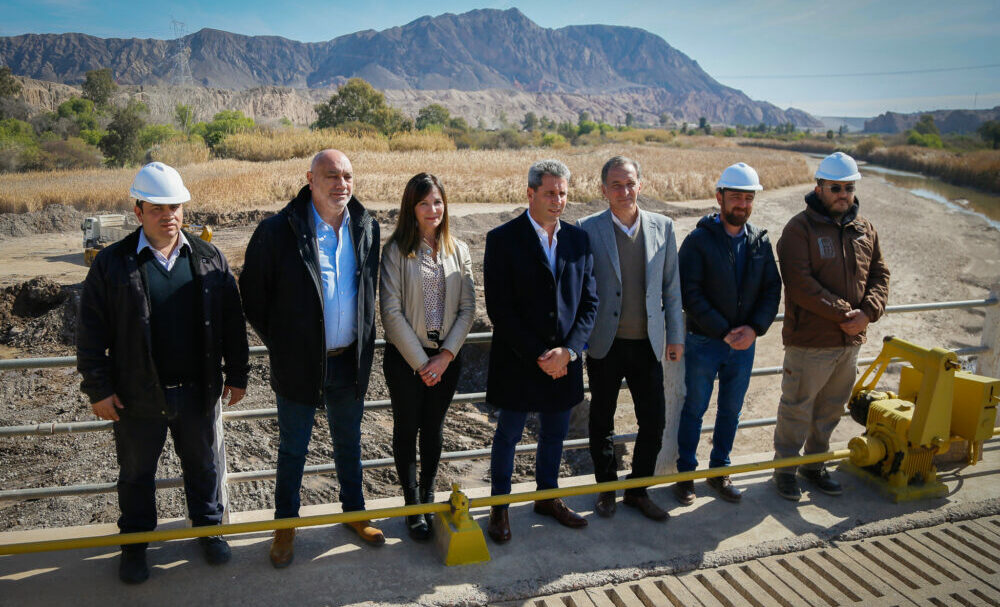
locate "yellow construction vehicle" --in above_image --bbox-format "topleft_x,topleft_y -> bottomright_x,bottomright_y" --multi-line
82,215 -> 212,266
844,336 -> 999,501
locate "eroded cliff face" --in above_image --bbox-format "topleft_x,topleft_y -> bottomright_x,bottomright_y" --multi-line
2,9 -> 822,127
864,107 -> 1000,134
16,77 -> 821,129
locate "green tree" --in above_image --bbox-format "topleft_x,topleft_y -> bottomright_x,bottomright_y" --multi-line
203,110 -> 254,148
577,110 -> 591,125
447,116 -> 470,132
57,97 -> 99,131
914,114 -> 939,136
313,78 -> 410,134
577,119 -> 598,136
139,124 -> 179,149
698,116 -> 711,134
99,99 -> 148,166
522,111 -> 539,132
175,103 -> 195,135
0,66 -> 22,98
826,129 -> 835,139
976,120 -> 1000,149
416,104 -> 451,130
82,68 -> 117,108
659,112 -> 669,127
906,130 -> 943,148
625,112 -> 635,128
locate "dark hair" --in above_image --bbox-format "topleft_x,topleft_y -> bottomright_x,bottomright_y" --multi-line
601,155 -> 641,185
389,173 -> 455,257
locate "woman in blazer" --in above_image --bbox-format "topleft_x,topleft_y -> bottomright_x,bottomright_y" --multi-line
379,172 -> 476,540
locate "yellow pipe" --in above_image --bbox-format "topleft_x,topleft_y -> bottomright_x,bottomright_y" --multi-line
472,449 -> 852,508
0,449 -> 851,556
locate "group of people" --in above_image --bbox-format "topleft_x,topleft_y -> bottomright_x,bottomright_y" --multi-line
77,149 -> 889,584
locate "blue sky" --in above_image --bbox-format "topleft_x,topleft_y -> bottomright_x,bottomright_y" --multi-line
3,0 -> 998,117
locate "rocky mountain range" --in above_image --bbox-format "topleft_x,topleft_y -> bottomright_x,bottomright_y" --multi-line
864,107 -> 1000,134
0,8 -> 823,127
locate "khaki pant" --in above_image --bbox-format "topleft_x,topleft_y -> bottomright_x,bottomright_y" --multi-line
773,344 -> 861,474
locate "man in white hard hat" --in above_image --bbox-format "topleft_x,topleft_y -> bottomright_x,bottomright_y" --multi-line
240,149 -> 383,567
576,155 -> 683,522
673,163 -> 781,506
772,152 -> 890,501
77,162 -> 249,584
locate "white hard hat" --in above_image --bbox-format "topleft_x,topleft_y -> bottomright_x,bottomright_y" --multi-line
716,162 -> 763,192
129,162 -> 191,204
815,152 -> 861,182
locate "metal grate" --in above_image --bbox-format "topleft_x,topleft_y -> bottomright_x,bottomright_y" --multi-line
500,516 -> 1000,607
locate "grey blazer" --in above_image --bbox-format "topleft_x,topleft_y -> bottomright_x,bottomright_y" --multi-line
577,208 -> 684,360
379,238 -> 476,371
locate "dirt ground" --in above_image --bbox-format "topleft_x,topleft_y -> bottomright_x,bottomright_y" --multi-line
1,171 -> 998,532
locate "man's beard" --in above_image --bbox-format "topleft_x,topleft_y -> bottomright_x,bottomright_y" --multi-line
723,209 -> 749,227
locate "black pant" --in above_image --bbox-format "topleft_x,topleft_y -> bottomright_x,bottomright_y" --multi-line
586,338 -> 665,497
113,383 -> 222,539
383,344 -> 462,496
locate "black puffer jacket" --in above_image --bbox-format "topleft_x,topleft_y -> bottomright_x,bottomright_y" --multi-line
678,214 -> 782,339
77,229 -> 250,418
239,186 -> 380,405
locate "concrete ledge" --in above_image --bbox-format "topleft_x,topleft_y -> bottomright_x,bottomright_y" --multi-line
2,440 -> 999,606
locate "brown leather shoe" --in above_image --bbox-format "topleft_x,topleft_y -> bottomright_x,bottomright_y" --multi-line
486,506 -> 511,544
269,528 -> 295,569
346,520 -> 385,546
673,481 -> 695,506
594,491 -> 616,518
533,498 -> 588,528
623,493 -> 670,522
706,475 -> 742,503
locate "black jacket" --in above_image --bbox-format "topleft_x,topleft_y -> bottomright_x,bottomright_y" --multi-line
77,229 -> 250,418
484,213 -> 598,413
678,214 -> 781,339
239,186 -> 379,405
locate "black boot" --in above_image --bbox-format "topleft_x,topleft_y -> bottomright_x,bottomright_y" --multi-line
403,487 -> 430,541
420,485 -> 436,532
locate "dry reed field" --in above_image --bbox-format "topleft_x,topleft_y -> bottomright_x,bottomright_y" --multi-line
0,144 -> 811,213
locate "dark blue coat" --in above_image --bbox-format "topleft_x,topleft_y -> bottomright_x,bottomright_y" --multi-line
678,214 -> 781,339
484,212 -> 598,413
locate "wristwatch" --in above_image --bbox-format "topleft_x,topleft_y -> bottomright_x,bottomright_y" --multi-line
567,348 -> 578,362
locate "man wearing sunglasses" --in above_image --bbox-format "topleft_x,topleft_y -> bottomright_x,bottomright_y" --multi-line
772,152 -> 890,501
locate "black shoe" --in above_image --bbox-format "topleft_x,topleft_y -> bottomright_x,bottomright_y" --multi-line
773,473 -> 802,502
798,467 -> 843,496
407,513 -> 431,541
199,535 -> 232,565
706,475 -> 742,503
622,493 -> 670,522
673,480 -> 695,506
119,547 -> 149,584
420,487 -> 435,532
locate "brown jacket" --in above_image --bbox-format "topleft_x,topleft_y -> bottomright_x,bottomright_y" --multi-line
776,192 -> 890,347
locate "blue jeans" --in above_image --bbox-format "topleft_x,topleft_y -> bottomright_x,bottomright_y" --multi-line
274,353 -> 365,518
490,408 -> 571,508
676,333 -> 755,472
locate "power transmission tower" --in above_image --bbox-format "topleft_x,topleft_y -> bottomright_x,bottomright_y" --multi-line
169,19 -> 194,85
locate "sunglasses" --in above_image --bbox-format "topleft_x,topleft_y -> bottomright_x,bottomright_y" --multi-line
823,184 -> 856,194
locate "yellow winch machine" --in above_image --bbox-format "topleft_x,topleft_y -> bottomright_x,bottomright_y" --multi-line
844,336 -> 999,502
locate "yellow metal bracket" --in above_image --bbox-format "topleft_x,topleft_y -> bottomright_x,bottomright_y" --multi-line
433,483 -> 490,566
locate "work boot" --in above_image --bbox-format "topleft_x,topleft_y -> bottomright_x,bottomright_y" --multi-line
622,493 -> 670,522
594,491 -> 616,518
673,480 -> 695,506
487,506 -> 511,543
706,475 -> 742,503
198,535 -> 232,565
118,545 -> 149,584
269,528 -> 295,568
798,467 -> 843,496
403,487 -> 430,541
346,520 -> 386,546
773,473 -> 802,502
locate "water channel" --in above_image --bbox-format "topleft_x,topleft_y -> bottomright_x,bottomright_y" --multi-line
861,164 -> 1000,231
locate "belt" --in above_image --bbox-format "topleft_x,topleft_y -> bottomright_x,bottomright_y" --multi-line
163,381 -> 193,390
427,330 -> 442,349
327,342 -> 356,357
